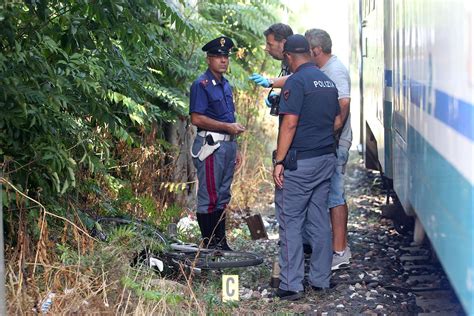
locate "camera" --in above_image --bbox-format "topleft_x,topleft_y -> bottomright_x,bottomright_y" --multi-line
268,93 -> 280,116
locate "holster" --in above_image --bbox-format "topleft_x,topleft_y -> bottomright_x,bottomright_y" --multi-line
272,149 -> 298,171
191,135 -> 221,161
284,149 -> 298,171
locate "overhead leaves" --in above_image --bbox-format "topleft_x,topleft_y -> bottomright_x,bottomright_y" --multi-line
0,0 -> 283,223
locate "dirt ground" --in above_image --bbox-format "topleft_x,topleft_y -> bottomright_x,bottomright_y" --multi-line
44,151 -> 464,315
216,151 -> 466,315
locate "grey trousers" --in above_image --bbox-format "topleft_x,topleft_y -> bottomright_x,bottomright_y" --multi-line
275,153 -> 336,292
192,136 -> 237,214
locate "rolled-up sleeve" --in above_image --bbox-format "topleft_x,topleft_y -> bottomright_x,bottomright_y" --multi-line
190,81 -> 208,114
331,69 -> 351,100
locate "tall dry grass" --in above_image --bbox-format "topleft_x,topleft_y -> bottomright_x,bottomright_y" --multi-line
230,89 -> 278,212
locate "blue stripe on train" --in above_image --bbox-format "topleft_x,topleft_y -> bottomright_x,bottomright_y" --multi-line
383,100 -> 393,178
409,78 -> 473,142
407,124 -> 474,314
433,91 -> 473,141
384,69 -> 392,87
391,72 -> 474,141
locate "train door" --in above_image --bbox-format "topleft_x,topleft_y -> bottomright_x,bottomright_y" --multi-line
391,0 -> 412,215
361,0 -> 386,173
349,0 -> 363,149
382,0 -> 393,180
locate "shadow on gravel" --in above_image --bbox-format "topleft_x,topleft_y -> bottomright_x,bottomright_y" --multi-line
225,151 -> 465,315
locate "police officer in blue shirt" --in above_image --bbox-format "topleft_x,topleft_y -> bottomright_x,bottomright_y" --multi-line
189,36 -> 246,250
272,35 -> 341,300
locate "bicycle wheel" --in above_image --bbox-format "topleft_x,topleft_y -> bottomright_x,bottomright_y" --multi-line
169,242 -> 202,252
94,217 -> 168,245
166,250 -> 263,269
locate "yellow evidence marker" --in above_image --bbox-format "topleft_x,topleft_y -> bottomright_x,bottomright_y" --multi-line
222,275 -> 239,302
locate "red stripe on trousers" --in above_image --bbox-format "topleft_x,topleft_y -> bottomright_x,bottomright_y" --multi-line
205,155 -> 217,213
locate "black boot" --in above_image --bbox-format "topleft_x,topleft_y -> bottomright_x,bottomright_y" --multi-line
196,212 -> 215,248
212,209 -> 233,251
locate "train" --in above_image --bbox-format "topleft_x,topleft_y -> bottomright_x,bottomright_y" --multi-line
349,0 -> 474,313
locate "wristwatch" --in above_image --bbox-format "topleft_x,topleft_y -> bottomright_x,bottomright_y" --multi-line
273,157 -> 284,166
268,78 -> 274,88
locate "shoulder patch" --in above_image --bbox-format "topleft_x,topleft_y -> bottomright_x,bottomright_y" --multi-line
283,89 -> 290,100
200,79 -> 209,87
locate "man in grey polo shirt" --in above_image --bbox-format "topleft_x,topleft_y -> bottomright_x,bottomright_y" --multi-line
305,29 -> 352,270
272,34 -> 341,301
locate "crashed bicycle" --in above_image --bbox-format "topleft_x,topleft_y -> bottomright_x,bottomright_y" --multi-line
92,217 -> 264,274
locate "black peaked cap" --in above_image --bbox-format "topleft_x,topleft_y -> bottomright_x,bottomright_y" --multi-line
283,34 -> 310,53
202,36 -> 235,56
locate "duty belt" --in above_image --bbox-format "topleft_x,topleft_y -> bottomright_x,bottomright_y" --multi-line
296,145 -> 335,160
197,131 -> 234,142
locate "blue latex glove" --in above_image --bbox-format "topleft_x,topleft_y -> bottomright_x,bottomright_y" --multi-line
249,73 -> 271,88
265,92 -> 279,108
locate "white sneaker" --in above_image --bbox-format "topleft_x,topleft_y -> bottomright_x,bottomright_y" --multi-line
331,247 -> 351,271
345,246 -> 352,259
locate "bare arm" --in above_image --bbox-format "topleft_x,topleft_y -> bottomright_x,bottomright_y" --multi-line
275,114 -> 299,161
334,97 -> 350,132
334,113 -> 343,132
191,113 -> 245,135
339,97 -> 350,125
270,75 -> 290,89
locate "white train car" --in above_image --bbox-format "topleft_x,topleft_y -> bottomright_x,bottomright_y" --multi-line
351,0 -> 474,313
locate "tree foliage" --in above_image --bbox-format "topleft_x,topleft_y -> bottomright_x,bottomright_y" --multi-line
1,1 -> 288,311
1,0 -> 285,239
2,1 -> 186,207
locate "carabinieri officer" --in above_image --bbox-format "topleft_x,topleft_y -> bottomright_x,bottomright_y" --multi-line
189,36 -> 246,251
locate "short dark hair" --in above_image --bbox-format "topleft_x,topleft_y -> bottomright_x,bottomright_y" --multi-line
264,23 -> 293,42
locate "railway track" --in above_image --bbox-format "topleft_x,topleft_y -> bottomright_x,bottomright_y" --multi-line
399,245 -> 464,315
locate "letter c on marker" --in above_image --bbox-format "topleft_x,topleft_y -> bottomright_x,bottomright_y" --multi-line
226,277 -> 235,296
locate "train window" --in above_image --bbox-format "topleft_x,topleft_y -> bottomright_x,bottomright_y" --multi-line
365,0 -> 375,14
364,0 -> 370,17
362,37 -> 368,58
